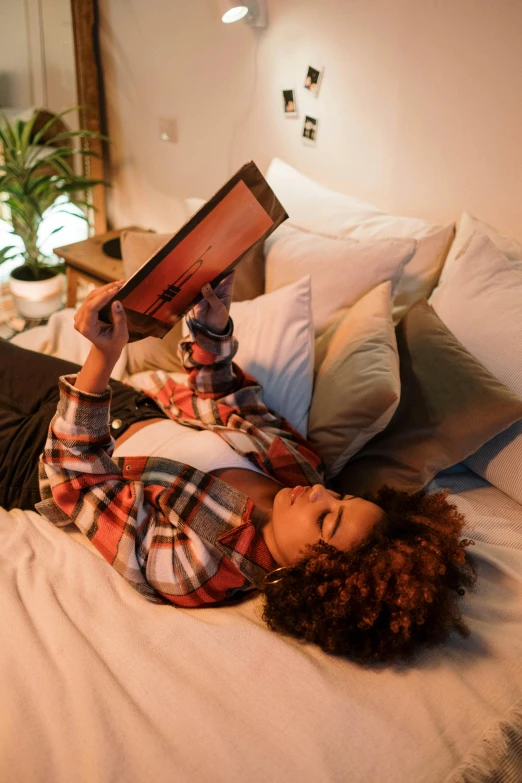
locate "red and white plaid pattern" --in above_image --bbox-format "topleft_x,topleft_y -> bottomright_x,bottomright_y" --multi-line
37,315 -> 325,606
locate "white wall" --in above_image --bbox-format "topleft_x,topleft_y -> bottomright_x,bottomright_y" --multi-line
99,0 -> 522,240
0,1 -> 32,107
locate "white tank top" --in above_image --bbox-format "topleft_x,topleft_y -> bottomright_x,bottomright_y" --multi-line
112,419 -> 266,475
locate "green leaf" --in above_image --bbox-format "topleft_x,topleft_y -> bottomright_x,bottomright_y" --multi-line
0,245 -> 19,265
19,112 -> 39,155
44,129 -> 111,146
55,178 -> 110,192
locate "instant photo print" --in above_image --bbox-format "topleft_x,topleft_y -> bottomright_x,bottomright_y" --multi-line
282,88 -> 298,117
302,115 -> 319,145
304,65 -> 323,97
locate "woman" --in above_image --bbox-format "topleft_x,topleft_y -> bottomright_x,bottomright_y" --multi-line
2,275 -> 476,664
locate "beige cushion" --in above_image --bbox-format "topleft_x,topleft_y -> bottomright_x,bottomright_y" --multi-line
430,211 -> 522,299
265,157 -> 455,321
334,300 -> 522,496
307,282 -> 400,479
264,225 -> 416,335
123,229 -> 266,375
431,233 -> 522,504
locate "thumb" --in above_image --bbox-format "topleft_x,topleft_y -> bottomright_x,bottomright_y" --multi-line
201,283 -> 220,308
112,300 -> 128,336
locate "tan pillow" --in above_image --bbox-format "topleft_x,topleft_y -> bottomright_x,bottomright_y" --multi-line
123,230 -> 265,375
265,225 -> 416,335
333,300 -> 522,496
308,282 -> 400,479
265,158 -> 455,322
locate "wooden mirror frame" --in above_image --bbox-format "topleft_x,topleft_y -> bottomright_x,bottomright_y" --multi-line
71,0 -> 108,234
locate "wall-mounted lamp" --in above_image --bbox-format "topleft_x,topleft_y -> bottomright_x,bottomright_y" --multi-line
218,0 -> 268,28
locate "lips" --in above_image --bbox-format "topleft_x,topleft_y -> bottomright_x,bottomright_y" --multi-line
290,485 -> 306,505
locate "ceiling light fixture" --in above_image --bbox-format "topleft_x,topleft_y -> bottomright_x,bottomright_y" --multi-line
218,0 -> 268,28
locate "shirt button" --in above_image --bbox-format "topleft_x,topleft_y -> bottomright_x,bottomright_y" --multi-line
111,418 -> 123,430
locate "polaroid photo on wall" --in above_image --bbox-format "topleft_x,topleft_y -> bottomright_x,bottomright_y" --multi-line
304,65 -> 324,97
302,115 -> 319,145
282,88 -> 298,117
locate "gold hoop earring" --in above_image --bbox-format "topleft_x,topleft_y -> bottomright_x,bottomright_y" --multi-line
263,566 -> 291,586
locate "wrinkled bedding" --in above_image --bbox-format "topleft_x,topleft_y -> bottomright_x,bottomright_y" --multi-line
1,473 -> 522,783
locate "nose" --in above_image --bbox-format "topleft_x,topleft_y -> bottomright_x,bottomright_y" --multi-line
308,484 -> 330,503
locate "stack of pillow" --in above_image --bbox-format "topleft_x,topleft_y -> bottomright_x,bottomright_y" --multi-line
123,159 -> 522,503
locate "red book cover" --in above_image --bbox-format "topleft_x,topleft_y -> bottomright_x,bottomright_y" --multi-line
100,161 -> 287,341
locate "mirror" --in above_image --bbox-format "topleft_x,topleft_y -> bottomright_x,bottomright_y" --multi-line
0,0 -> 107,233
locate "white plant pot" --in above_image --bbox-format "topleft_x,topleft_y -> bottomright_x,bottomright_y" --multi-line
9,269 -> 64,319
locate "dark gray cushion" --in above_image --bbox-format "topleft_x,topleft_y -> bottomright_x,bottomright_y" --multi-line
334,299 -> 522,495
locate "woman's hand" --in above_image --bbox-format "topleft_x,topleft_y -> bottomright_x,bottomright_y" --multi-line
192,272 -> 235,334
74,280 -> 128,360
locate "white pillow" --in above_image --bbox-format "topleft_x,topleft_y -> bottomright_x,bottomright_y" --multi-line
266,157 -> 438,239
266,157 -> 454,321
264,225 -> 416,335
307,282 -> 400,478
431,233 -> 522,503
430,211 -> 522,298
180,276 -> 314,436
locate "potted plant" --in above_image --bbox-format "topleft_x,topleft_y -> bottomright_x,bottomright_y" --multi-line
0,107 -> 108,319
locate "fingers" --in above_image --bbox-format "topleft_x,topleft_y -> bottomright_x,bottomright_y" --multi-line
74,280 -> 124,336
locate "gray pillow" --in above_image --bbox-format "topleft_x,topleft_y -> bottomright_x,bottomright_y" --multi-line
334,299 -> 522,496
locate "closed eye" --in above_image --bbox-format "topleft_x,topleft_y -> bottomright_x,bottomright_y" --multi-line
317,510 -> 328,536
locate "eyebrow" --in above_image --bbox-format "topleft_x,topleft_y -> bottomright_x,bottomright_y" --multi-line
328,507 -> 344,542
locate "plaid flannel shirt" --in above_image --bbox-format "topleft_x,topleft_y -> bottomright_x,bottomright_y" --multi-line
37,314 -> 325,607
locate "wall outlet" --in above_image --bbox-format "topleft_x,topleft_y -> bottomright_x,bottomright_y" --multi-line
159,117 -> 178,143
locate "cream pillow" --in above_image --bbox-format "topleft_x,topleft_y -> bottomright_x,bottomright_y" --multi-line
264,225 -> 416,335
307,282 -> 400,478
180,276 -> 314,436
430,211 -> 522,299
266,157 -> 454,322
431,233 -> 522,504
229,277 -> 314,435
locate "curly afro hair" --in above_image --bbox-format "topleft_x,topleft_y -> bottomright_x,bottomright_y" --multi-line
261,487 -> 477,664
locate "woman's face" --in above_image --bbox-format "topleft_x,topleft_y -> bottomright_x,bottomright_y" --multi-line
263,484 -> 384,566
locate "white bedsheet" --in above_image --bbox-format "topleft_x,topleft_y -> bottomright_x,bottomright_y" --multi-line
2,472 -> 522,783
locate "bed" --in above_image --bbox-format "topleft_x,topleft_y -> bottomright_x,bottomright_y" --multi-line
3,159 -> 522,782
2,471 -> 522,782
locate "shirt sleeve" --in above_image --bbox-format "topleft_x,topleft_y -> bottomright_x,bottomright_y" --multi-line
133,315 -> 326,486
37,374 -> 138,526
177,313 -> 244,399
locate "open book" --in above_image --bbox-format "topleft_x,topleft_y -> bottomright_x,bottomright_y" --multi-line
100,161 -> 288,341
